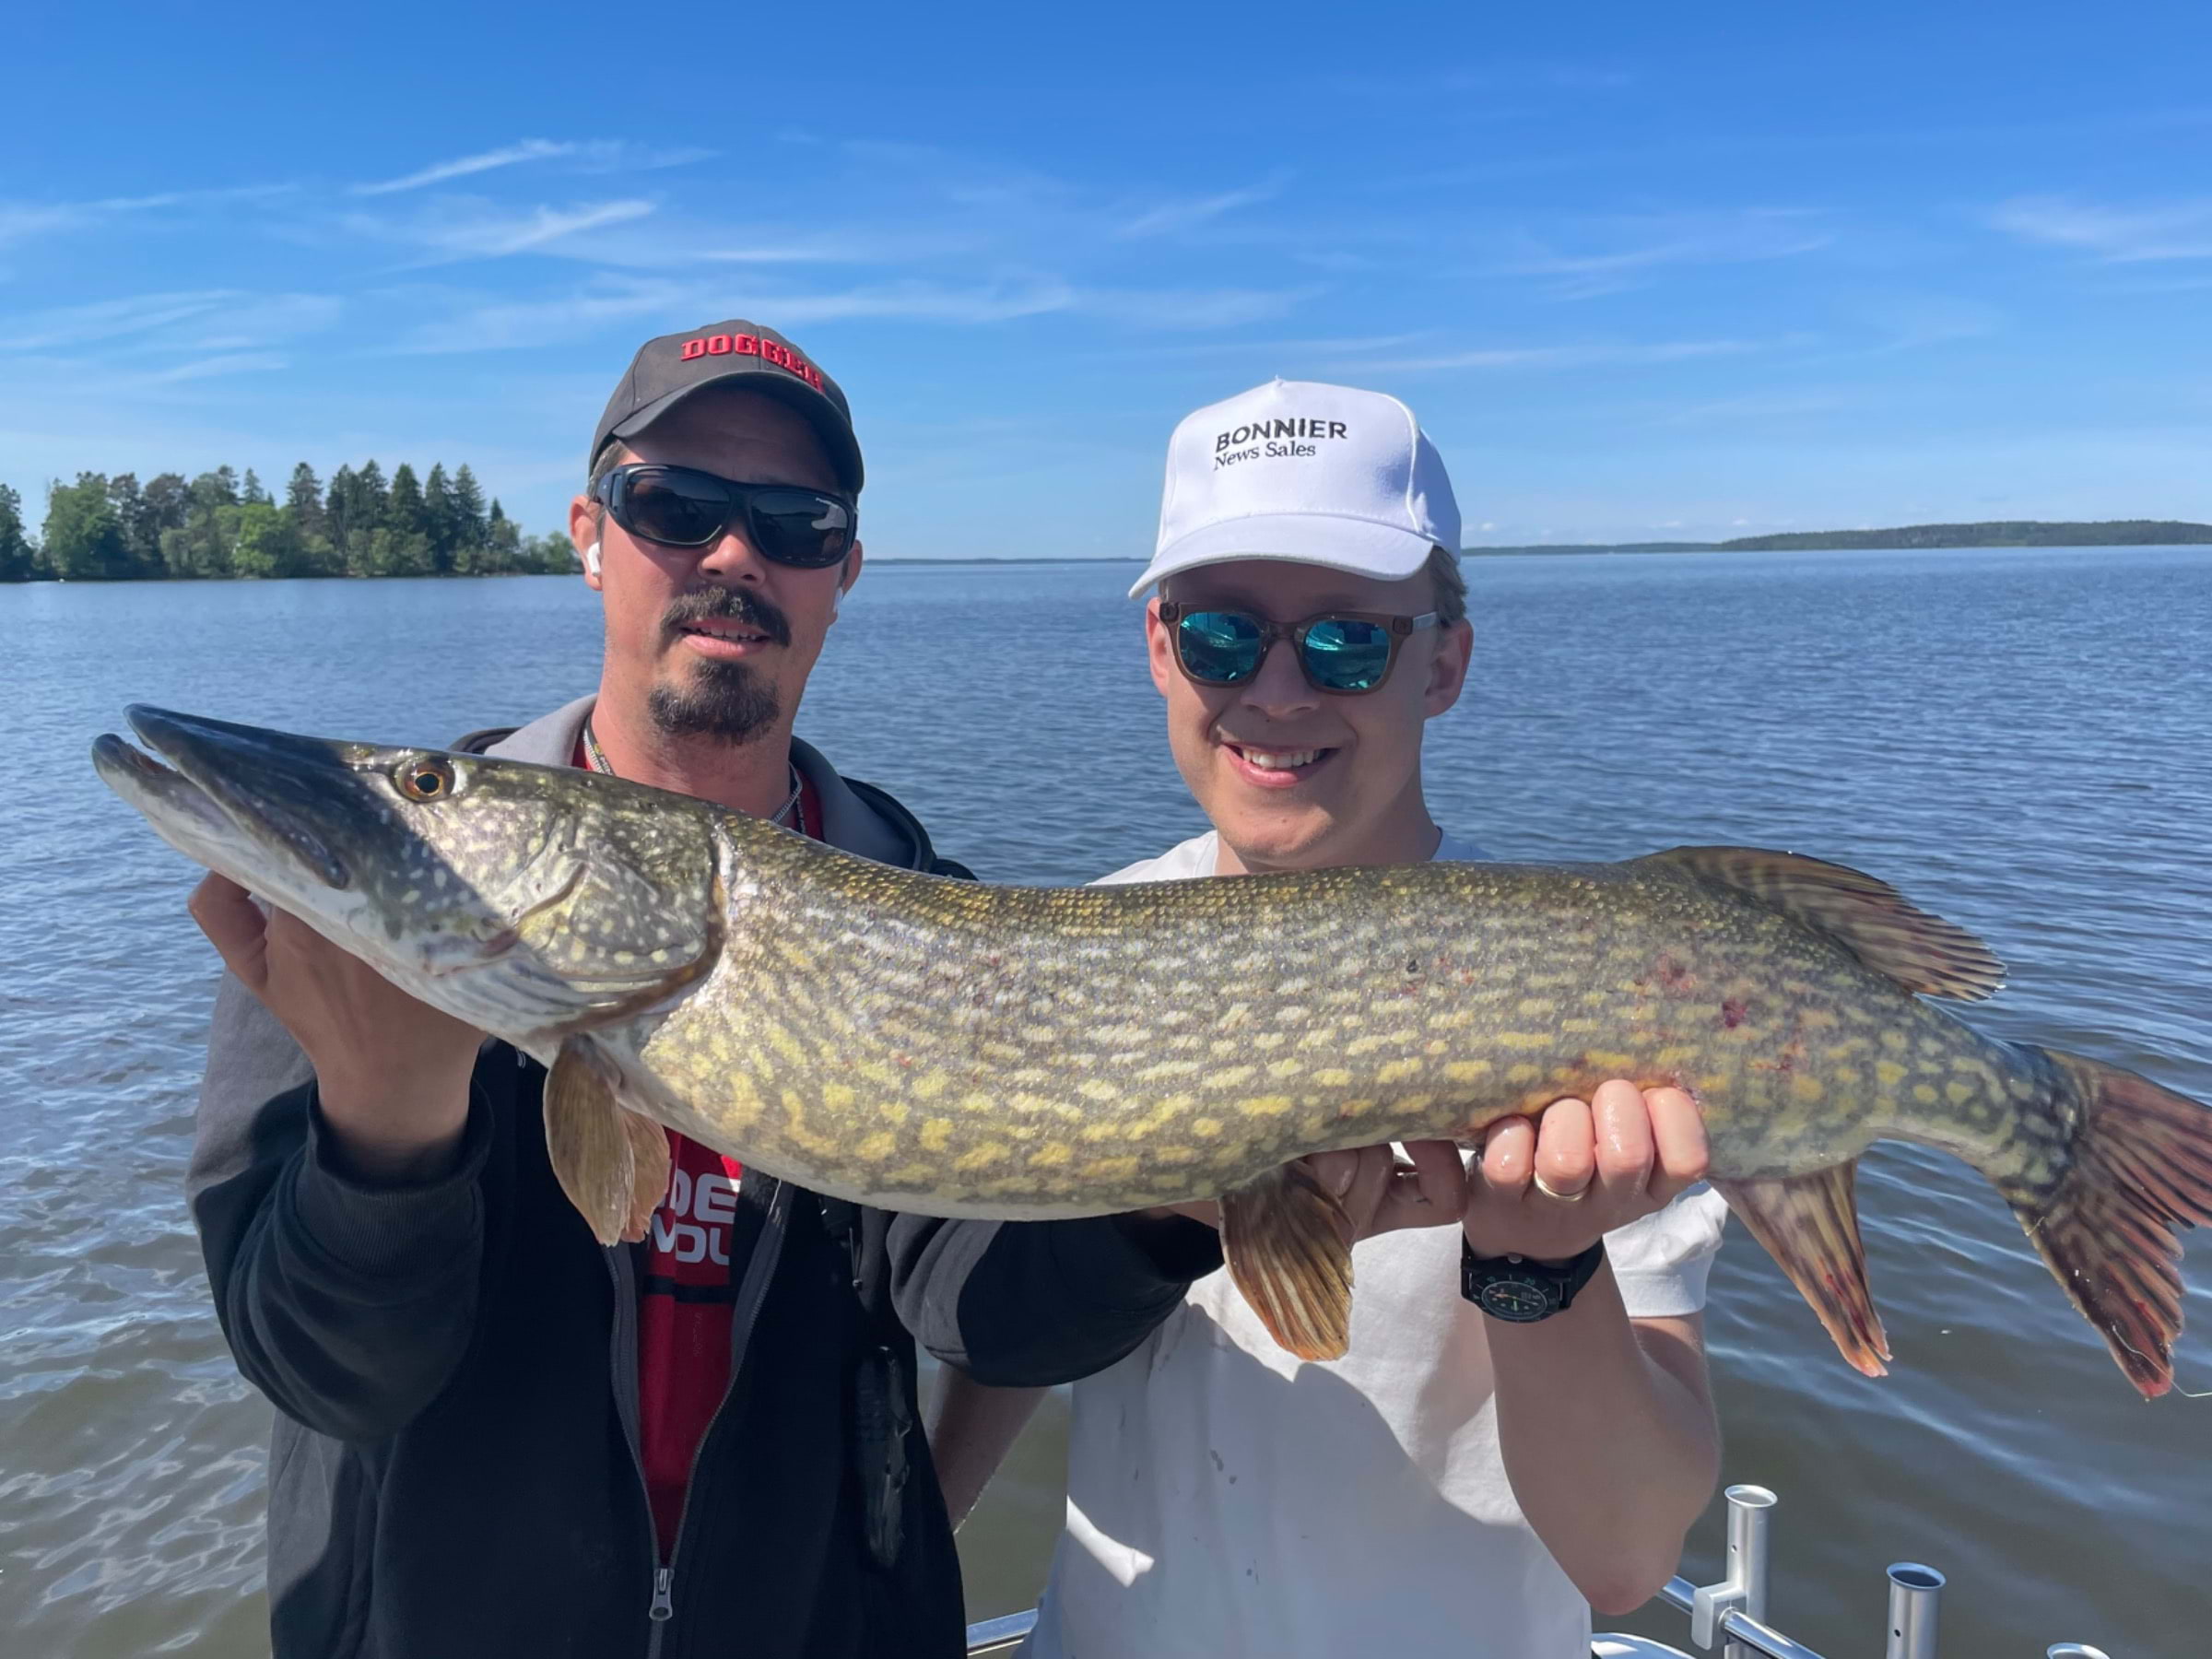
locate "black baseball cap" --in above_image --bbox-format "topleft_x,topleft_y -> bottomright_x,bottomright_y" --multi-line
589,318 -> 863,494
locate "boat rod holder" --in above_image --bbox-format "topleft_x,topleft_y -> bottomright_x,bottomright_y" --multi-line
1884,1563 -> 1944,1659
1688,1485 -> 1777,1652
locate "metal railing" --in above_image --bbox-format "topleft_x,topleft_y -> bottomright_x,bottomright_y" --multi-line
963,1483 -> 2117,1657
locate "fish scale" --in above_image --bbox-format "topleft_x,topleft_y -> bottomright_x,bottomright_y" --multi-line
91,706 -> 2212,1399
638,841 -> 2007,1217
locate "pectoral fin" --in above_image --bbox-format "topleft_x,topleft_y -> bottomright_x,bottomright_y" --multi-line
622,1106 -> 672,1244
1219,1161 -> 1357,1361
545,1035 -> 667,1246
1713,1163 -> 1890,1376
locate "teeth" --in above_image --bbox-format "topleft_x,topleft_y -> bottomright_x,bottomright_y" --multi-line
1241,747 -> 1320,771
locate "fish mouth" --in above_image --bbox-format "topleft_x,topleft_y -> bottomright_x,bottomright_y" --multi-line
96,706 -> 356,890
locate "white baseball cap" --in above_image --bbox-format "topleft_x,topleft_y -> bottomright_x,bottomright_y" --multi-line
1130,378 -> 1462,598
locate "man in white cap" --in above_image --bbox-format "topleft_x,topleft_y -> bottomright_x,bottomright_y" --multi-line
919,380 -> 1729,1656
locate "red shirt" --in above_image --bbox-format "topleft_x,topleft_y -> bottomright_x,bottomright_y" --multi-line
576,735 -> 821,1556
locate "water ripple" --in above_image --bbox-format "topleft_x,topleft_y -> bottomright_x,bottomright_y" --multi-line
4,549 -> 2208,1656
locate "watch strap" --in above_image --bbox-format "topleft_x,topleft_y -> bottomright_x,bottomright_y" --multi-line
1459,1234 -> 1606,1322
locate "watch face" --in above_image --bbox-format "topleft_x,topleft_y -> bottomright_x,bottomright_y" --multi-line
1477,1277 -> 1555,1323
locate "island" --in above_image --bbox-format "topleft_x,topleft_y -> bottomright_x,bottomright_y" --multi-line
1464,521 -> 2212,556
0,461 -> 576,582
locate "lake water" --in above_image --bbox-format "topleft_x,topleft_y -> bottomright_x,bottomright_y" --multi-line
3,547 -> 2208,1657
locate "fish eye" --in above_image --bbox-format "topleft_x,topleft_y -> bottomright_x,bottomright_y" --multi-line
394,756 -> 457,801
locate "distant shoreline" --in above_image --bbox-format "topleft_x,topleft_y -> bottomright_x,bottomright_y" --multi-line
1460,519 -> 2212,556
9,522 -> 2207,581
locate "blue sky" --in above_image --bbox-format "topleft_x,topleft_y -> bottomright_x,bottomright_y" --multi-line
4,0 -> 2208,556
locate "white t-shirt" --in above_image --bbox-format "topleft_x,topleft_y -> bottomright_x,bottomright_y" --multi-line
1020,830 -> 1731,1659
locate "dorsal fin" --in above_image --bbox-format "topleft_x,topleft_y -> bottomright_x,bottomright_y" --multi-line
1636,845 -> 2006,1001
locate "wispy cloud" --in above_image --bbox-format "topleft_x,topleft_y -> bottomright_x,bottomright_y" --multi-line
357,139 -> 577,194
0,289 -> 342,353
1116,177 -> 1288,240
0,204 -> 98,246
1989,194 -> 2212,262
139,351 -> 292,385
390,275 -> 1080,353
1348,336 -> 1783,374
92,183 -> 297,212
390,270 -> 1317,353
1082,284 -> 1317,329
0,184 -> 293,247
0,347 -> 295,411
354,140 -> 712,196
1485,209 -> 1833,299
343,198 -> 658,262
1653,390 -> 1856,426
0,290 -> 238,350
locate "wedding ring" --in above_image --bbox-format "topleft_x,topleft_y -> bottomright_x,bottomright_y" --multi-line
1533,1172 -> 1590,1204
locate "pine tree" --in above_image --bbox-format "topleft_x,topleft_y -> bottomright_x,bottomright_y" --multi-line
241,468 -> 271,506
451,464 -> 488,549
356,461 -> 388,530
387,463 -> 428,543
325,465 -> 359,544
286,463 -> 324,532
0,484 -> 33,581
423,463 -> 457,572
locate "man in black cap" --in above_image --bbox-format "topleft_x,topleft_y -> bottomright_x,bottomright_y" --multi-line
182,320 -> 1214,1658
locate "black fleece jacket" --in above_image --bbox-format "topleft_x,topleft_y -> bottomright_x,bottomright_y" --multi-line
187,705 -> 1220,1659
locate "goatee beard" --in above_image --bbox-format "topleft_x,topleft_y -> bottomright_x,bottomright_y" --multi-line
649,664 -> 782,746
651,585 -> 790,745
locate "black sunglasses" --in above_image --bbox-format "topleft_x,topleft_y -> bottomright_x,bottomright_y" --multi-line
1159,602 -> 1439,696
594,464 -> 855,568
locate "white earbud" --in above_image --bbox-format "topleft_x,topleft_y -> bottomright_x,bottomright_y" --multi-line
582,540 -> 602,577
830,582 -> 842,619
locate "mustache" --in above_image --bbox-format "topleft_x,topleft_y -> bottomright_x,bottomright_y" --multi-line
661,586 -> 793,649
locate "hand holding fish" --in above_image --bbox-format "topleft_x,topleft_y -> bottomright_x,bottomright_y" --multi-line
189,871 -> 483,1181
1465,1081 -> 1712,1264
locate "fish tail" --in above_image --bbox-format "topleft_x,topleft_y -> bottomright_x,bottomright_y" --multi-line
2004,1049 -> 2212,1399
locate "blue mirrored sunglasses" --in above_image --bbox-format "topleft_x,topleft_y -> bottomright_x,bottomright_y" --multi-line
1159,603 -> 1439,696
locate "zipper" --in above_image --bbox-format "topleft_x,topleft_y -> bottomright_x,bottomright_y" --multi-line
603,1238 -> 671,1653
618,1176 -> 794,1655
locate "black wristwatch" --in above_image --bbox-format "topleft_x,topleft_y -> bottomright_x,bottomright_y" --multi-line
1459,1235 -> 1606,1323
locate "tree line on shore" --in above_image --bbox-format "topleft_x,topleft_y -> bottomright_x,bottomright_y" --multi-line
0,461 -> 578,582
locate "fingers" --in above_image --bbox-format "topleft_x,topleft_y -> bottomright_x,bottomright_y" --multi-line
1478,1114 -> 1535,1197
1531,1093 -> 1597,1200
1588,1077 -> 1656,1197
1366,1140 -> 1468,1236
187,873 -> 269,989
1303,1147 -> 1365,1202
1465,1080 -> 1704,1257
1309,1144 -> 1458,1240
1644,1085 -> 1711,1200
1401,1139 -> 1467,1216
1324,1145 -> 1394,1240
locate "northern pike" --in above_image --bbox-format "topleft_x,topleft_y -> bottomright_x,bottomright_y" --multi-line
94,706 -> 2212,1397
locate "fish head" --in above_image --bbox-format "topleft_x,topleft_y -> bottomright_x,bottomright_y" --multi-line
93,706 -> 723,1044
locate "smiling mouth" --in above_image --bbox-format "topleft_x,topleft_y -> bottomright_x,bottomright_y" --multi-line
1222,740 -> 1336,782
678,622 -> 775,646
